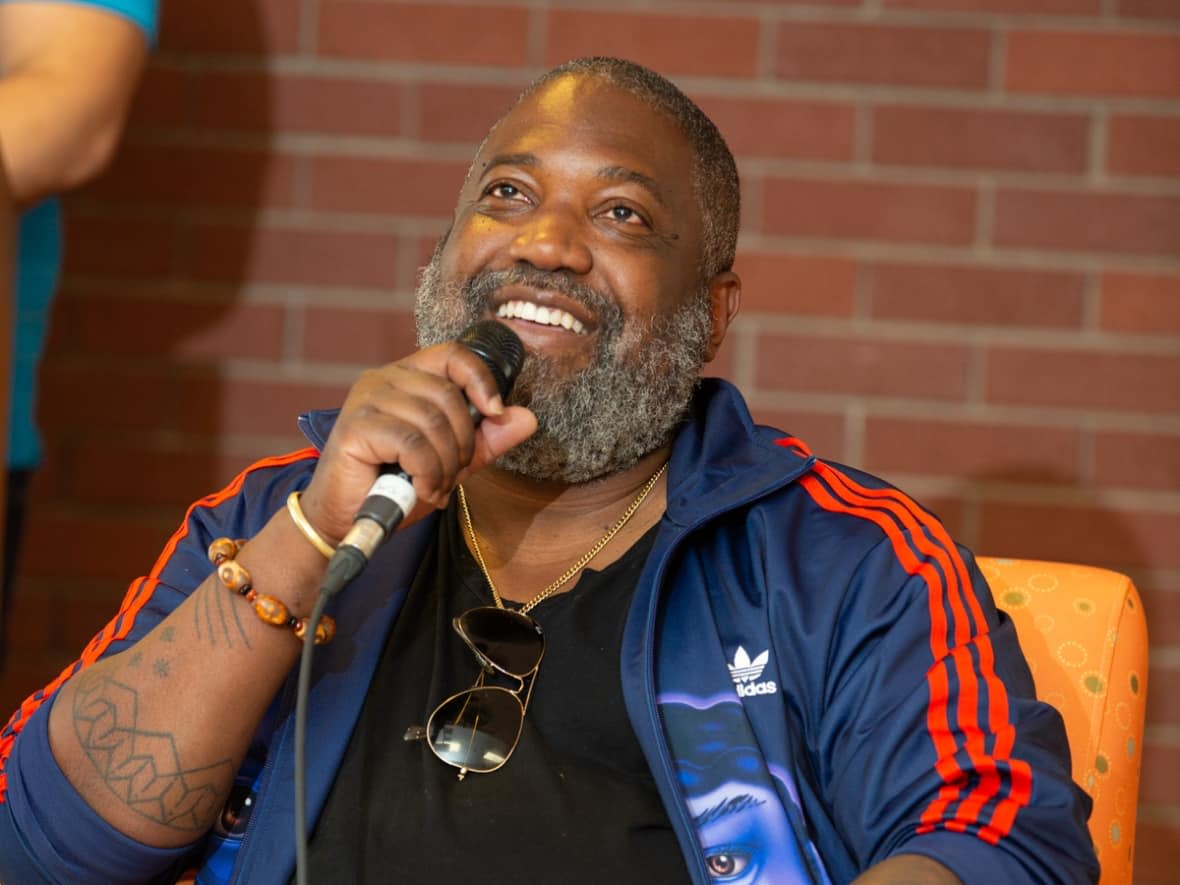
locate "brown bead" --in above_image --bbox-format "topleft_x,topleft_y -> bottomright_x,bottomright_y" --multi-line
294,615 -> 336,645
208,537 -> 239,564
218,560 -> 252,594
315,615 -> 336,645
252,594 -> 290,626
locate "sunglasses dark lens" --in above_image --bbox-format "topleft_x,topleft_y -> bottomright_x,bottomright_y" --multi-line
455,607 -> 544,677
426,687 -> 524,774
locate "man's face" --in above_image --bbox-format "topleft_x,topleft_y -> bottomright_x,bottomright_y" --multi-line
415,75 -> 717,483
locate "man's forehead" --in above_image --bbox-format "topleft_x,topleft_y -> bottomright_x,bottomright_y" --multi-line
485,74 -> 681,155
472,75 -> 694,188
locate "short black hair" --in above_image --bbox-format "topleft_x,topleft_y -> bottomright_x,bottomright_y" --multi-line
494,56 -> 741,282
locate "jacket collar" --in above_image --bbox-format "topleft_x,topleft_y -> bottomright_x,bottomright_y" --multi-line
664,378 -> 814,527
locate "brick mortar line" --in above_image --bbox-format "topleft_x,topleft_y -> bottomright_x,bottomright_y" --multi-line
988,24 -> 1006,94
741,390 -> 1180,433
730,324 -> 757,391
735,313 -> 1180,354
1149,648 -> 1180,669
1132,805 -> 1180,827
77,205 -> 453,234
69,203 -> 1180,266
145,53 -> 1180,114
1130,567 -> 1180,586
124,129 -> 481,159
739,158 -> 1180,195
755,6 -> 777,81
118,125 -> 1180,197
364,0 -> 1180,32
859,473 -> 1180,510
59,275 -> 420,306
1145,723 -> 1180,742
766,5 -> 1180,31
741,235 -> 1180,271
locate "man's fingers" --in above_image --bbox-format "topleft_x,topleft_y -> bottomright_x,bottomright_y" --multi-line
470,407 -> 537,468
434,342 -> 508,420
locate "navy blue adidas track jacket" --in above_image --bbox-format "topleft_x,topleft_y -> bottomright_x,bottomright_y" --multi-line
0,379 -> 1097,884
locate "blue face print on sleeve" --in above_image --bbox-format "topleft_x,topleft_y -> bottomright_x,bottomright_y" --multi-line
660,695 -> 830,885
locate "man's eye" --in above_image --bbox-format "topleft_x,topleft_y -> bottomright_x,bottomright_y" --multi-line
606,204 -> 647,226
704,850 -> 751,879
487,183 -> 522,200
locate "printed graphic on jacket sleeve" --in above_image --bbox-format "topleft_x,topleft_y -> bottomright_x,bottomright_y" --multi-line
728,647 -> 778,698
659,695 -> 829,884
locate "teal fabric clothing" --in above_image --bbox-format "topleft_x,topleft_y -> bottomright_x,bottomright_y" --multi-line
10,0 -> 158,42
9,202 -> 62,469
5,0 -> 157,469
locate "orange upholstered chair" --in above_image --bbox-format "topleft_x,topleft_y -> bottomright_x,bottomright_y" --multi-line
978,557 -> 1148,885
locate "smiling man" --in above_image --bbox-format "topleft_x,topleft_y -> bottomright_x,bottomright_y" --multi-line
0,58 -> 1097,884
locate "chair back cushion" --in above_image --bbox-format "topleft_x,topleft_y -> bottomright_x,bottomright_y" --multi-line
978,557 -> 1148,885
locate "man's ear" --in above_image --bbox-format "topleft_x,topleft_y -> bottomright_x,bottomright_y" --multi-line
703,271 -> 741,362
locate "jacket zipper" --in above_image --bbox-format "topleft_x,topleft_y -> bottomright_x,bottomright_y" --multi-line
637,454 -> 817,885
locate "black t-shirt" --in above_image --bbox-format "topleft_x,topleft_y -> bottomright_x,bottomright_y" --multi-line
302,506 -> 688,883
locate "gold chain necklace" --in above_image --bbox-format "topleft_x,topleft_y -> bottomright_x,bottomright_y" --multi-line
456,462 -> 667,614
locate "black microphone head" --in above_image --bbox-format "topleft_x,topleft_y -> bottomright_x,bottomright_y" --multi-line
458,320 -> 525,399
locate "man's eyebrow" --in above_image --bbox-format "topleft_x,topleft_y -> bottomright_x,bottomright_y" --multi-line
480,152 -> 539,174
598,165 -> 668,209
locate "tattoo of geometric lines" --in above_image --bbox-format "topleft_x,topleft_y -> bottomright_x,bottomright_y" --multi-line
71,671 -> 233,831
194,581 -> 252,651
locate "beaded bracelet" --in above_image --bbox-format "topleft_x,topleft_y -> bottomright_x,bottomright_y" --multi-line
207,538 -> 336,645
286,491 -> 336,560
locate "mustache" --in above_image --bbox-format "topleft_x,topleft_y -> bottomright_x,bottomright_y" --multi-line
461,266 -> 624,331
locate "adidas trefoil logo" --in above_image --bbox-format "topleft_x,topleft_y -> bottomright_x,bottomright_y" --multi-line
728,646 -> 778,697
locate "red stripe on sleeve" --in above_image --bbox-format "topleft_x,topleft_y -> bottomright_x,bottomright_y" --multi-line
817,466 -> 1031,840
799,463 -> 1031,843
798,473 -> 967,811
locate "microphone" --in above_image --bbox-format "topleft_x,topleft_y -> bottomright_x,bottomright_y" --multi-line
319,320 -> 525,597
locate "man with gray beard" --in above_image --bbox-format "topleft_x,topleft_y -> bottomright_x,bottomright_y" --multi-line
0,57 -> 1095,885
415,259 -> 712,483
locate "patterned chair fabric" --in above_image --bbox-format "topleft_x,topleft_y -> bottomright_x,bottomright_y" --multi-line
979,557 -> 1148,885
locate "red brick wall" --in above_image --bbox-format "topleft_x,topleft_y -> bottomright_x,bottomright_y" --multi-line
4,0 -> 1178,877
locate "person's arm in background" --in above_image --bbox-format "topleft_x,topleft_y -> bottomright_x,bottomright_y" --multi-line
0,1 -> 151,206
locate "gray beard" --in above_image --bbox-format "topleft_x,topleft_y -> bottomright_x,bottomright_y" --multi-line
414,257 -> 712,483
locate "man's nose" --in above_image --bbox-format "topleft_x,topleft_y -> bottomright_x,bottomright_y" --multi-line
506,205 -> 592,275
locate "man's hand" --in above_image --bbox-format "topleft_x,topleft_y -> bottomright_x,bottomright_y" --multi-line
299,338 -> 537,544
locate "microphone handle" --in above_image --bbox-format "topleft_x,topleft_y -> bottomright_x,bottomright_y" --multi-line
336,400 -> 482,563
320,320 -> 523,595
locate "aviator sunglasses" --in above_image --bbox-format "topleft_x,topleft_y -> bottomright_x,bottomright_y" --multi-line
404,606 -> 545,779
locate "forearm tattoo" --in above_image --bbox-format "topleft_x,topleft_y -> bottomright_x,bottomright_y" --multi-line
194,579 -> 253,650
71,670 -> 233,831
